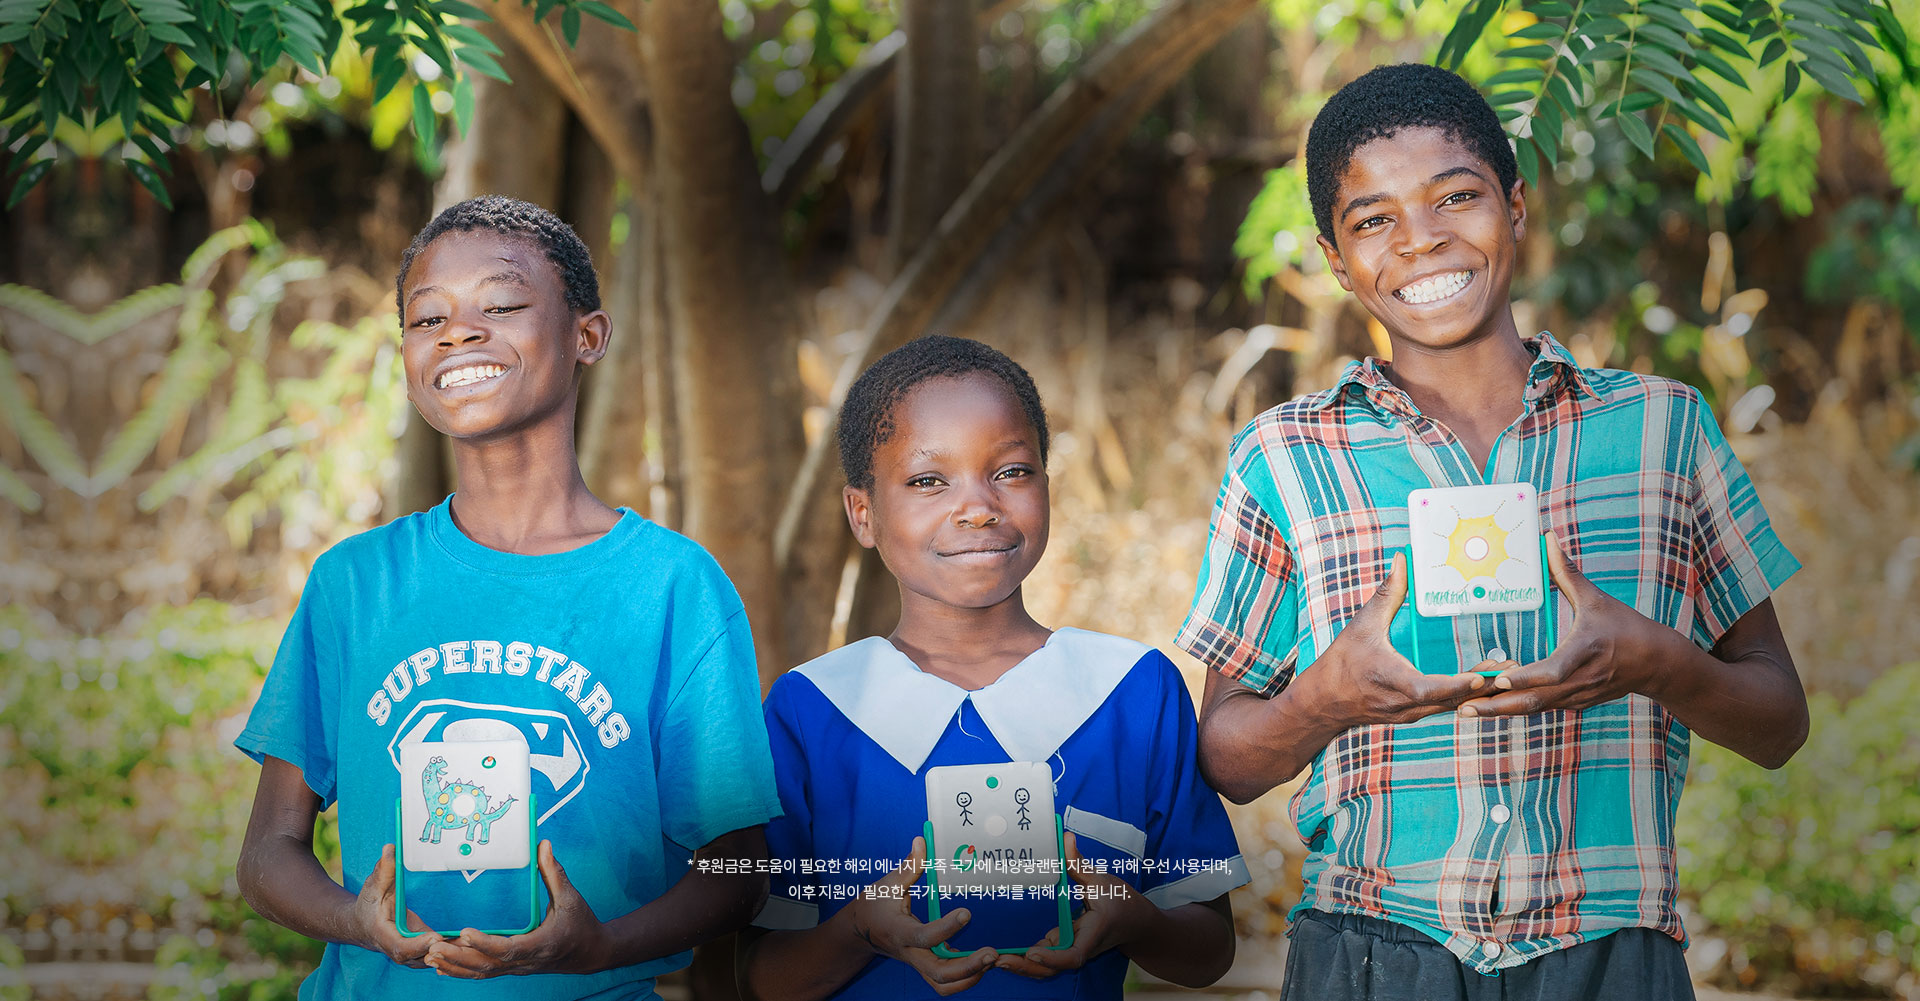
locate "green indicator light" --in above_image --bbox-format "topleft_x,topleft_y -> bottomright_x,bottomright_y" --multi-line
986,776 -> 999,789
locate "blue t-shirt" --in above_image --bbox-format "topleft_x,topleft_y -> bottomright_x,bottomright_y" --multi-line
236,499 -> 782,1000
755,628 -> 1248,1000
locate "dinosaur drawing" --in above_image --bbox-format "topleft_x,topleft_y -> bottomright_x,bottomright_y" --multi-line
419,756 -> 516,845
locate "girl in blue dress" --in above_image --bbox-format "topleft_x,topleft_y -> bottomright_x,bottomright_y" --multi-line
739,337 -> 1247,1000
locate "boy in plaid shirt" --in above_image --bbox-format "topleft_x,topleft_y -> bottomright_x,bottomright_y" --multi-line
1177,64 -> 1807,1000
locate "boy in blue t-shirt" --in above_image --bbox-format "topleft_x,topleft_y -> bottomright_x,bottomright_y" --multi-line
235,196 -> 782,999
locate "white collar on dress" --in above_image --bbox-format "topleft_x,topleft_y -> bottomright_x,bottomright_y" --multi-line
792,627 -> 1149,773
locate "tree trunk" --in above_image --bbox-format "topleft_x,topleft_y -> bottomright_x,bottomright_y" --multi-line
638,0 -> 808,689
886,0 -> 981,273
843,0 -> 987,644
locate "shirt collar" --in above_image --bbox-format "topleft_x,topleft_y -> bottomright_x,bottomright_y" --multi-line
791,628 -> 1148,773
1311,331 -> 1599,415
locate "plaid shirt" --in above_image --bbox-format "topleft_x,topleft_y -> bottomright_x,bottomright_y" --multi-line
1175,332 -> 1798,972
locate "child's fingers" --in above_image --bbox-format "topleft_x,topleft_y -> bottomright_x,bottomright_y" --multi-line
1061,832 -> 1089,884
367,844 -> 397,891
912,906 -> 973,948
886,836 -> 927,886
536,840 -> 582,902
1542,532 -> 1591,603
424,940 -> 499,977
994,949 -> 1058,979
918,947 -> 996,989
1354,551 -> 1409,633
454,928 -> 518,958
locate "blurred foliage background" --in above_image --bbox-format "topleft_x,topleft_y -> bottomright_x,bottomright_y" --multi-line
2,0 -> 1918,998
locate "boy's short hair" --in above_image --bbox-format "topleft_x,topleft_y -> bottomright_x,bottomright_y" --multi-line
1304,63 -> 1519,243
837,335 -> 1050,491
394,195 -> 601,315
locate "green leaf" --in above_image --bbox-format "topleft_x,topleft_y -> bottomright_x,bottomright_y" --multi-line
410,82 -> 434,145
1629,66 -> 1689,106
561,4 -> 578,45
4,157 -> 50,207
1782,58 -> 1801,97
1700,1 -> 1744,31
1682,73 -> 1735,120
1759,36 -> 1787,65
452,74 -> 473,136
1510,21 -> 1565,40
1796,52 -> 1865,101
129,131 -> 173,173
1503,43 -> 1558,60
371,52 -> 406,102
1691,47 -> 1749,88
1633,44 -> 1692,79
1579,16 -> 1629,37
1641,4 -> 1699,37
1514,135 -> 1541,187
1618,111 -> 1656,157
442,21 -> 500,54
128,158 -> 173,208
1528,0 -> 1574,17
148,20 -> 192,44
413,24 -> 458,81
1637,22 -> 1694,53
1533,112 -> 1560,161
433,0 -> 489,19
574,0 -> 634,32
1483,67 -> 1546,87
455,46 -> 508,81
1488,89 -> 1534,106
6,133 -> 46,173
1545,72 -> 1578,117
1661,122 -> 1712,172
1698,25 -> 1752,59
1671,96 -> 1731,139
1577,39 -> 1627,63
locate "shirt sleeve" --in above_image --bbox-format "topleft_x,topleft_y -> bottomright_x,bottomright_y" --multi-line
234,566 -> 343,806
1685,399 -> 1801,647
1138,654 -> 1249,909
656,610 -> 784,851
1174,438 -> 1303,697
753,679 -> 821,931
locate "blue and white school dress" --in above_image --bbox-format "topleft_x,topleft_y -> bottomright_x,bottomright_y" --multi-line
755,627 -> 1249,1000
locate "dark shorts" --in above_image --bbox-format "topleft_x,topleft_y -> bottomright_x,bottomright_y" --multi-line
1280,911 -> 1696,1001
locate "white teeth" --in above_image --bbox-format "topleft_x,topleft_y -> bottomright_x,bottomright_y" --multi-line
436,364 -> 506,389
1395,270 -> 1473,305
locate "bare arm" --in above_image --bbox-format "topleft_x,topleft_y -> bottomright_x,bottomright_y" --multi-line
426,826 -> 771,978
1460,535 -> 1808,769
1118,894 -> 1235,987
236,755 -> 441,964
1197,553 -> 1490,804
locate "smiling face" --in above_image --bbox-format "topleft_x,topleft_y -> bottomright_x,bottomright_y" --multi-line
1317,126 -> 1527,354
844,373 -> 1050,617
399,230 -> 609,443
